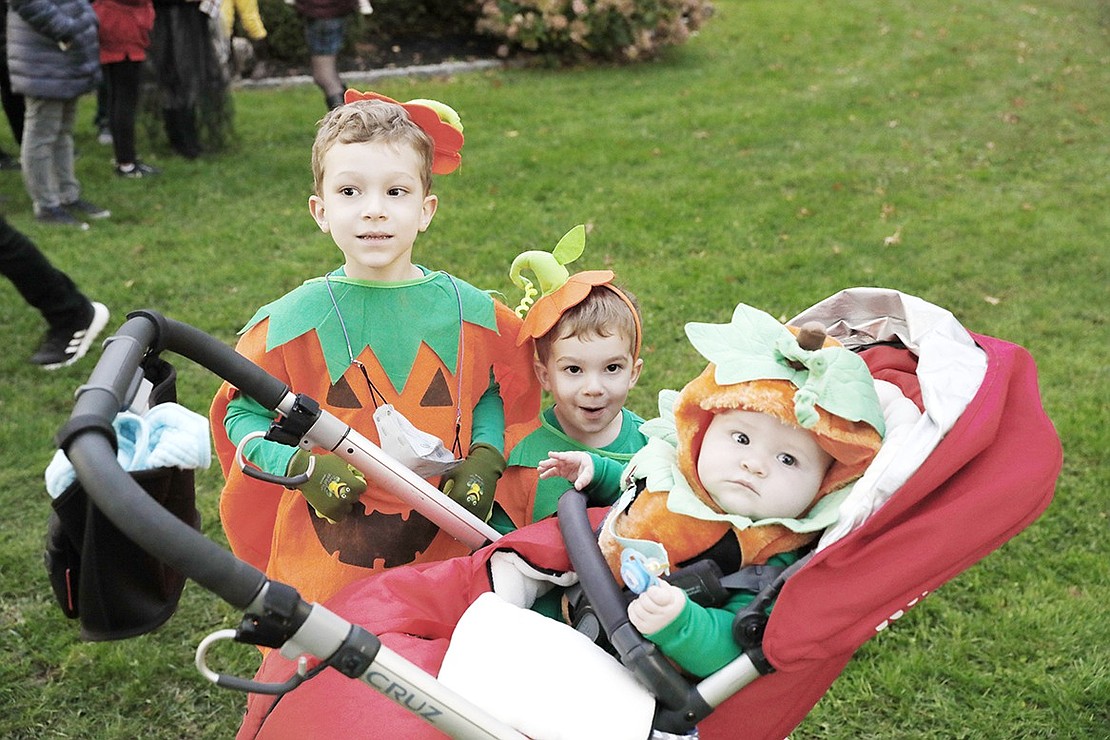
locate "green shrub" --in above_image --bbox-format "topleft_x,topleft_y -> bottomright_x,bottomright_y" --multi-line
256,0 -> 712,66
257,0 -> 306,62
474,0 -> 714,63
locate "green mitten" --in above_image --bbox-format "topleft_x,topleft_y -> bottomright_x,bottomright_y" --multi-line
440,443 -> 506,522
287,449 -> 367,523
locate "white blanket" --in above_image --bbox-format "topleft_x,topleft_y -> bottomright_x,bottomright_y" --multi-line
438,591 -> 656,740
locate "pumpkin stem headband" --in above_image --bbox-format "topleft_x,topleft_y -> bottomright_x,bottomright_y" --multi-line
685,303 -> 886,435
343,89 -> 465,174
510,225 -> 642,360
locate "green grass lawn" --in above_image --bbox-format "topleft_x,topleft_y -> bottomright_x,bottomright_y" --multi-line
0,0 -> 1106,736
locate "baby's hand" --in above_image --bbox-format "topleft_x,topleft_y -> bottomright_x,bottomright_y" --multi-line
537,450 -> 595,490
628,581 -> 686,635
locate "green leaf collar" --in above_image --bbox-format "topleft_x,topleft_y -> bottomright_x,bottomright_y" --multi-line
241,269 -> 498,391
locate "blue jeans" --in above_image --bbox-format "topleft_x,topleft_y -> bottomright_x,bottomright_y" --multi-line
304,16 -> 347,56
21,96 -> 81,215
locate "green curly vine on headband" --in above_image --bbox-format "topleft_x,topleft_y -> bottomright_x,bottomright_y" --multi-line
508,224 -> 586,317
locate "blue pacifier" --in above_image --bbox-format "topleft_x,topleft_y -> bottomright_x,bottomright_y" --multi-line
620,549 -> 665,594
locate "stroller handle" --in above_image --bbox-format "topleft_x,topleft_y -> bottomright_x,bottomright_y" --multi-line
557,489 -> 714,732
55,310 -> 286,609
55,310 -> 534,738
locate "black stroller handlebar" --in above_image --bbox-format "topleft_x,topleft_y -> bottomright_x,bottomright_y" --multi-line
56,310 -> 289,610
557,489 -> 713,732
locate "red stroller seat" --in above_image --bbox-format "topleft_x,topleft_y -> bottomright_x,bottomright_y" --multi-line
239,288 -> 1061,739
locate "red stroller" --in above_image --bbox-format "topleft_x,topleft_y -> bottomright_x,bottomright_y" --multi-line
53,288 -> 1061,739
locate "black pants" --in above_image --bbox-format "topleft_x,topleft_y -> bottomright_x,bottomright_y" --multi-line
104,60 -> 143,165
150,3 -> 232,157
0,215 -> 89,330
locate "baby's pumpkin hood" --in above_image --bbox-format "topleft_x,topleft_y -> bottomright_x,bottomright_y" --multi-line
674,304 -> 886,518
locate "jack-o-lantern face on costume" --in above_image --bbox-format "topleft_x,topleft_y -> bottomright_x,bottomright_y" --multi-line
307,499 -> 442,568
214,268 -> 542,603
308,364 -> 457,568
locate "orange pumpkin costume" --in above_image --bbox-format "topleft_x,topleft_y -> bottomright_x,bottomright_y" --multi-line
211,271 -> 540,605
596,306 -> 886,579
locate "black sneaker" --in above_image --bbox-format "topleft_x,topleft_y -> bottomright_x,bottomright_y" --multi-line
31,302 -> 110,369
115,161 -> 162,178
63,198 -> 110,219
36,205 -> 89,230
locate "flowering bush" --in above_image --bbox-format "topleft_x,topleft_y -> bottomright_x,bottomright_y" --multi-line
475,0 -> 714,63
256,0 -> 711,67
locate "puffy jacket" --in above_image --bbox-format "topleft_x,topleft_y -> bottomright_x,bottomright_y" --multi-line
6,0 -> 100,99
93,0 -> 154,63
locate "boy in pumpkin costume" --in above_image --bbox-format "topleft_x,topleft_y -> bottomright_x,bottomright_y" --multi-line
210,91 -> 540,606
541,302 -> 885,676
488,225 -> 649,534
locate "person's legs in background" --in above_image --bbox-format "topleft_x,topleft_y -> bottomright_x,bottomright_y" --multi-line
105,59 -> 159,177
0,215 -> 109,368
150,2 -> 202,158
21,96 -> 69,220
21,97 -> 110,226
304,16 -> 348,110
52,98 -> 109,222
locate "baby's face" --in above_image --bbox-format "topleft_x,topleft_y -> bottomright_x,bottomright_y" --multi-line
696,409 -> 833,520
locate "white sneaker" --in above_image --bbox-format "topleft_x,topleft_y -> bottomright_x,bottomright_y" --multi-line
31,302 -> 110,369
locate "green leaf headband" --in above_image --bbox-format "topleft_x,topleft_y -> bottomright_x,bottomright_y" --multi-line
684,303 -> 885,436
509,225 -> 641,358
509,224 -> 587,317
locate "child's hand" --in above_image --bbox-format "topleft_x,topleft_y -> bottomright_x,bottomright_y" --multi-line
287,450 -> 367,523
628,581 -> 686,635
440,443 -> 506,522
537,450 -> 594,490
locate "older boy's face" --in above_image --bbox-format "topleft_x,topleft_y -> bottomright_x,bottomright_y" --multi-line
534,331 -> 641,449
308,140 -> 437,282
696,409 -> 833,520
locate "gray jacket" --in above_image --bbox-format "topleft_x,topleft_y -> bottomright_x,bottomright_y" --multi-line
7,0 -> 100,99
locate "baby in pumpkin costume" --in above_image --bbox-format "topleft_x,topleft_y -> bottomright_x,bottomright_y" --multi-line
542,302 -> 885,677
210,91 -> 540,606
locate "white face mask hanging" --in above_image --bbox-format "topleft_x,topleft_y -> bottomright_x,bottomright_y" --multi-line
373,404 -> 462,478
325,272 -> 465,479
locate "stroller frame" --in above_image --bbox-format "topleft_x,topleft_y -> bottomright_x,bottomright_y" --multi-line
56,286 -> 1061,739
57,309 -> 755,737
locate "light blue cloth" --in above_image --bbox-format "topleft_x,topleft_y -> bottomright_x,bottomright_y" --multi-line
45,403 -> 211,498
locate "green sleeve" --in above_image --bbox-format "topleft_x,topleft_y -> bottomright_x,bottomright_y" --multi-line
643,551 -> 798,677
581,453 -> 626,506
643,591 -> 750,678
224,393 -> 298,475
470,371 -> 505,454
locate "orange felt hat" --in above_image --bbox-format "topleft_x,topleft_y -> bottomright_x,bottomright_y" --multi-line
343,90 -> 465,175
509,226 -> 640,358
514,270 -> 641,359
